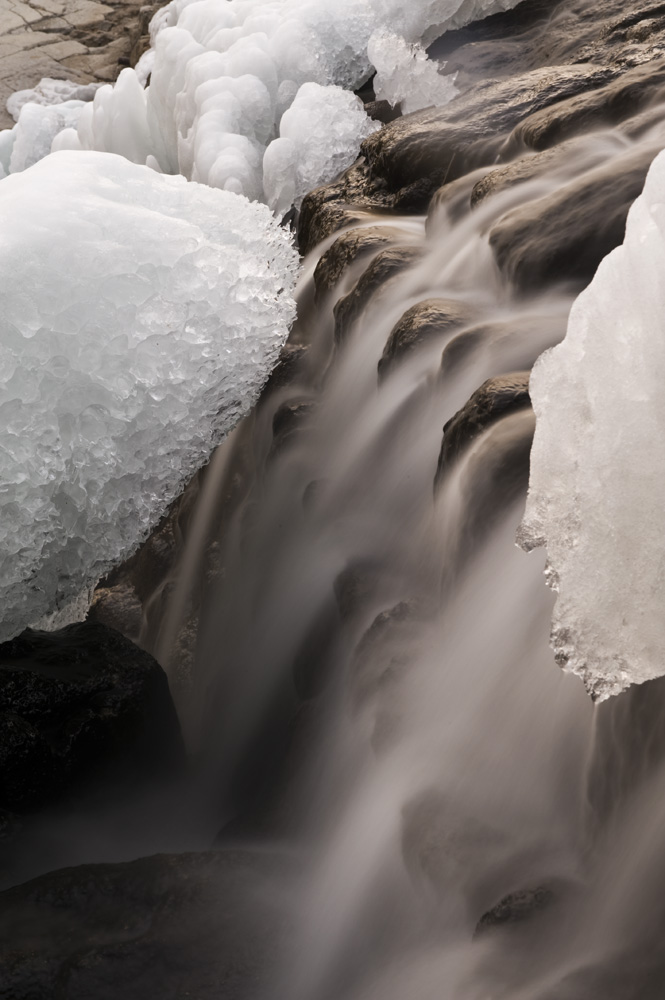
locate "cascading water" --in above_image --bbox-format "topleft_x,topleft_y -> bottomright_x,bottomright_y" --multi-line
5,1 -> 665,997
134,103 -> 665,997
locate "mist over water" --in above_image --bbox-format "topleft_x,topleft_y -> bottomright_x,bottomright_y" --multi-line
130,107 -> 665,998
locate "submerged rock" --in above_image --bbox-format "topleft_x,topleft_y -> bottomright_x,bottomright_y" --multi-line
475,885 -> 557,936
314,225 -> 404,302
0,621 -> 182,813
437,373 -> 531,478
0,849 -> 288,1000
489,144 -> 660,291
378,298 -> 477,378
334,245 -> 424,343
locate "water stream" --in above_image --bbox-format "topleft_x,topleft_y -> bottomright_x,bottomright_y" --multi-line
135,106 -> 665,998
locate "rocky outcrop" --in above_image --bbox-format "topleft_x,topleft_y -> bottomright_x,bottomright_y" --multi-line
378,298 -> 478,379
436,373 -> 531,479
0,0 -> 159,130
0,621 -> 182,813
0,849 -> 288,1000
333,245 -> 424,344
488,143 -> 660,290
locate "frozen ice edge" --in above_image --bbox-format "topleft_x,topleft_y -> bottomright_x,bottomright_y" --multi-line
519,148 -> 665,702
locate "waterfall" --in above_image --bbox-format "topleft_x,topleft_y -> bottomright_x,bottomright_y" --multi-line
3,1 -> 665,998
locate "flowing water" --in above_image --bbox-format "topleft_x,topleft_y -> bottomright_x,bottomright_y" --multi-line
128,102 -> 665,998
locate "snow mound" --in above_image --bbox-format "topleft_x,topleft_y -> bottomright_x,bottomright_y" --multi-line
368,31 -> 459,114
0,150 -> 298,641
6,78 -> 101,122
263,83 -> 379,218
59,0 -> 521,208
519,149 -> 665,702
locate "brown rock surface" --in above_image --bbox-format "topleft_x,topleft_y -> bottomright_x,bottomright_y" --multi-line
0,0 -> 158,129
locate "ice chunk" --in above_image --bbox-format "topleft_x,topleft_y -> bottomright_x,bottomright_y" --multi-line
7,100 -> 85,174
518,148 -> 665,702
6,77 -> 101,121
368,31 -> 459,114
62,0 -> 521,209
0,150 -> 298,642
263,83 -> 380,216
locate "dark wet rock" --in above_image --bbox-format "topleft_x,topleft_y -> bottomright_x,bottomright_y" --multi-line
471,144 -> 576,207
436,373 -> 531,480
0,621 -> 183,813
298,161 -> 391,256
334,245 -> 424,344
428,167 -> 494,224
87,581 -> 143,644
260,343 -> 309,398
350,601 -> 424,709
0,849 -> 288,1000
270,398 -> 315,454
364,99 -> 402,124
489,143 -> 659,291
359,64 -> 614,211
314,225 -> 403,303
475,885 -> 557,936
438,315 -> 565,387
378,298 -> 477,379
434,0 -> 665,86
503,59 -> 665,156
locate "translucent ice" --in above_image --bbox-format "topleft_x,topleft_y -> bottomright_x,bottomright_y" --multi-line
2,100 -> 85,175
368,31 -> 459,114
6,77 -> 102,121
62,0 -> 521,207
263,83 -> 379,218
0,150 -> 298,642
519,149 -> 665,702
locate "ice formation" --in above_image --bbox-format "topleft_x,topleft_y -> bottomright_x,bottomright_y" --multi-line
6,78 -> 102,121
0,150 -> 298,642
263,83 -> 379,218
368,31 -> 459,113
56,0 -> 521,207
519,149 -> 665,702
0,100 -> 85,177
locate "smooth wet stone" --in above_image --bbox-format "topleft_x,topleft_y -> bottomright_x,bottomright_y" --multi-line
270,398 -> 315,455
475,885 -> 557,936
0,621 -> 182,813
378,298 -> 478,379
489,143 -> 660,291
314,225 -> 403,303
437,373 -> 532,477
359,64 -> 614,210
333,245 -> 424,344
503,58 -> 665,156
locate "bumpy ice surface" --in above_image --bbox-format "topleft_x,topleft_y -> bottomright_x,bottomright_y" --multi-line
0,150 -> 298,642
519,149 -> 665,702
6,78 -> 101,121
0,101 -> 86,178
368,31 -> 459,113
263,82 -> 379,217
51,0 -> 521,208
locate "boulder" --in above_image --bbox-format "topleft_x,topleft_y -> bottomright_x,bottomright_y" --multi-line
0,621 -> 183,813
378,298 -> 477,379
488,144 -> 660,291
436,373 -> 531,478
333,246 -> 424,344
359,64 -> 613,210
0,849 -> 287,1000
314,225 -> 404,303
